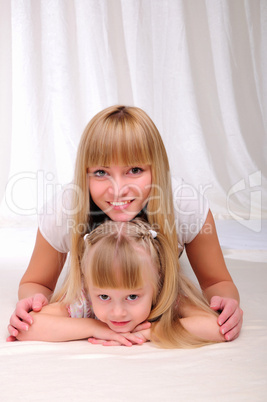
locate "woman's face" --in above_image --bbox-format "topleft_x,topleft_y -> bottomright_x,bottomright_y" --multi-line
88,164 -> 152,222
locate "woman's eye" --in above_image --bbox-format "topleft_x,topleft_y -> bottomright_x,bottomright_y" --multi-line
99,295 -> 110,301
127,295 -> 138,301
94,170 -> 107,177
129,167 -> 143,175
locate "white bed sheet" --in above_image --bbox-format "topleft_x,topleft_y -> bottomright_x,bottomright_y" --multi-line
0,224 -> 266,402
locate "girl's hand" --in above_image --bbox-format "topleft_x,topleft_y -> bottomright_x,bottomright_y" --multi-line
88,331 -> 147,346
88,322 -> 150,346
132,320 -> 151,332
88,320 -> 141,346
88,334 -> 145,346
130,328 -> 151,343
7,294 -> 49,341
210,296 -> 243,341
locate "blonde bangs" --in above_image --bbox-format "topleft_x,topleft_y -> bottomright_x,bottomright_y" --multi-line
85,237 -> 148,290
86,111 -> 153,167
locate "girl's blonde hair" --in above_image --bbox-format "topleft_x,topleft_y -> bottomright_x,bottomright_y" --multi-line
80,219 -> 218,349
57,105 -> 178,303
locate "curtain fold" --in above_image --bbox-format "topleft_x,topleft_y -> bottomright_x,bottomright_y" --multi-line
0,0 -> 266,227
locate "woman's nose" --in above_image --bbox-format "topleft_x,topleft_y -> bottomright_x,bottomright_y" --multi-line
107,177 -> 129,198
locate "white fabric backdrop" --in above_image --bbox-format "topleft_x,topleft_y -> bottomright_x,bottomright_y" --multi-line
0,0 -> 266,229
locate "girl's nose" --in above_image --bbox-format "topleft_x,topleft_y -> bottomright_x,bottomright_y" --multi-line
111,303 -> 127,319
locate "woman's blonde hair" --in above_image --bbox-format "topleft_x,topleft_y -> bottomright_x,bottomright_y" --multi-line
79,219 -> 218,349
57,105 -> 178,303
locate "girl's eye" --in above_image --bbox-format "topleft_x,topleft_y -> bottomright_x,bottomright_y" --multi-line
129,167 -> 143,175
99,295 -> 110,301
127,295 -> 138,301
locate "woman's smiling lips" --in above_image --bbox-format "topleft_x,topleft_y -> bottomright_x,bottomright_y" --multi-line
107,200 -> 134,210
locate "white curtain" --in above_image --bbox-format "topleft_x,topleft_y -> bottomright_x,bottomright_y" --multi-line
0,0 -> 266,229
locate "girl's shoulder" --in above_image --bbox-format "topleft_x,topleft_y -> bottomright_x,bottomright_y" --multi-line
33,302 -> 69,317
67,287 -> 93,318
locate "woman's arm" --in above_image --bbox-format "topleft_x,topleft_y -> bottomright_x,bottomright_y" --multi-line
185,210 -> 243,340
19,229 -> 67,300
7,229 -> 67,338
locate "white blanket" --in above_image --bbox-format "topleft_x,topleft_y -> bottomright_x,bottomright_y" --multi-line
0,225 -> 266,402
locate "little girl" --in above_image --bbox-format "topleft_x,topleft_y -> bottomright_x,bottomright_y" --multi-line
16,219 -> 225,348
8,105 -> 242,342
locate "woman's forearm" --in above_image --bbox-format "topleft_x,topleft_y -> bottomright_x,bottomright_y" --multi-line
18,282 -> 53,301
203,280 -> 240,304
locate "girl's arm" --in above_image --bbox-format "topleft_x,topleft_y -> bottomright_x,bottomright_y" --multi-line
180,314 -> 226,343
185,210 -> 243,341
15,303 -> 145,346
7,229 -> 67,338
15,303 -> 112,343
179,299 -> 225,343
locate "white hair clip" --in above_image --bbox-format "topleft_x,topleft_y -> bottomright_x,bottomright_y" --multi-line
84,233 -> 90,241
149,229 -> 157,239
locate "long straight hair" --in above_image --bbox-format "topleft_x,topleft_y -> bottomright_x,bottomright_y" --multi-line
79,219 -> 219,349
56,106 -> 178,303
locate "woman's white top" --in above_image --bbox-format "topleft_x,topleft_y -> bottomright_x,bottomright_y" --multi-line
38,178 -> 209,254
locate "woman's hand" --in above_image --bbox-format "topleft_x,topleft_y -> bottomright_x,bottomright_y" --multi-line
210,296 -> 243,341
7,294 -> 49,341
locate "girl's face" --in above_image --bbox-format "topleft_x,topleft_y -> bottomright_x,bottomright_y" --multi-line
88,165 -> 152,222
88,283 -> 154,333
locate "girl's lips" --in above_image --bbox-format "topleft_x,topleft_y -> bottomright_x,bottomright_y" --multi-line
110,321 -> 131,327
